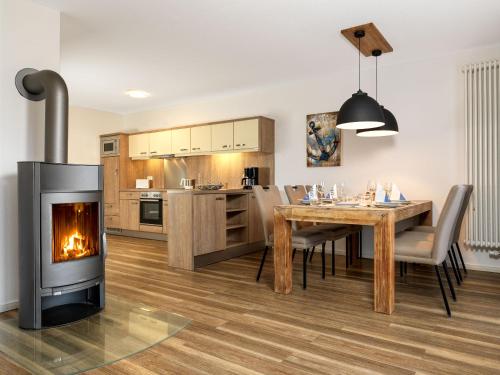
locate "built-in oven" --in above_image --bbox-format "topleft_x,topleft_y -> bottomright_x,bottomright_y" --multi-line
139,192 -> 162,226
100,136 -> 120,156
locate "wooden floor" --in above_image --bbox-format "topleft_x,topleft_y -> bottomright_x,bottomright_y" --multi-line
2,235 -> 500,375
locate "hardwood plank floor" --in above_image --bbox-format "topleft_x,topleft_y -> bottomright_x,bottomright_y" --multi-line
1,235 -> 500,374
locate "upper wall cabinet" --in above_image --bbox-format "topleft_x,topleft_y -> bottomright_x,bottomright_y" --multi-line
149,130 -> 172,156
234,119 -> 259,151
191,125 -> 212,153
211,122 -> 234,152
172,128 -> 191,155
129,133 -> 150,158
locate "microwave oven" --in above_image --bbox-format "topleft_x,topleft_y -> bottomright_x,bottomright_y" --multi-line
101,136 -> 120,156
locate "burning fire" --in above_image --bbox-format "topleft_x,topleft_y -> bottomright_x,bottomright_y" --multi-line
62,230 -> 91,260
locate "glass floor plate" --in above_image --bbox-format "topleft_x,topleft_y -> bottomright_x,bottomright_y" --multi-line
0,295 -> 190,375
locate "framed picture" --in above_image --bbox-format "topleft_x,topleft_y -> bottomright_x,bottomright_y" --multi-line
306,111 -> 342,167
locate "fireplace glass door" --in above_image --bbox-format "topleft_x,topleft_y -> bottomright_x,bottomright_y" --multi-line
41,192 -> 103,289
52,202 -> 100,263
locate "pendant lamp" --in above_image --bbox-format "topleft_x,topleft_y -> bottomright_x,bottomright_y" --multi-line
357,49 -> 399,137
337,30 -> 385,130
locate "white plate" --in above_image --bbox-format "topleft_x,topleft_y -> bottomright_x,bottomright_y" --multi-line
391,200 -> 411,204
374,202 -> 400,208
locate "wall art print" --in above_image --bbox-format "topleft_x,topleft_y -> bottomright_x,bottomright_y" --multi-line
306,111 -> 342,167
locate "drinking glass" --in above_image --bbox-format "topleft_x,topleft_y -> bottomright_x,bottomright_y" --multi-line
367,180 -> 376,194
384,182 -> 392,198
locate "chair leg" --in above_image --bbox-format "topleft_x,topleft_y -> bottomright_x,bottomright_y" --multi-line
400,262 -> 404,277
256,246 -> 269,282
358,230 -> 362,259
442,260 -> 457,301
450,248 -> 463,282
448,250 -> 461,285
321,242 -> 326,279
435,265 -> 451,317
349,235 -> 353,265
404,262 -> 408,274
345,236 -> 351,268
292,248 -> 297,261
309,246 -> 316,263
454,242 -> 468,274
303,248 -> 309,289
331,241 -> 336,275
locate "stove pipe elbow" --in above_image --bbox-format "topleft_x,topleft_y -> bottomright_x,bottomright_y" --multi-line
15,68 -> 69,164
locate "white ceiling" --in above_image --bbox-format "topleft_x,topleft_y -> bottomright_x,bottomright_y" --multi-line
35,0 -> 500,113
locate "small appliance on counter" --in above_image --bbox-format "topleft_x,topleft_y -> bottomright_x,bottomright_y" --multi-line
180,178 -> 195,189
241,167 -> 259,189
135,178 -> 151,189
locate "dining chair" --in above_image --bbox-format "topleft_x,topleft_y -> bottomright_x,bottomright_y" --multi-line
406,185 -> 473,281
394,185 -> 468,316
253,186 -> 348,288
284,185 -> 362,273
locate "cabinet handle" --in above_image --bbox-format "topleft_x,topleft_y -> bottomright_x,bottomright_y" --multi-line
150,151 -> 157,154
215,197 -> 225,201
222,145 -> 227,148
242,144 -> 246,146
192,147 -> 200,150
131,202 -> 138,205
180,148 -> 188,151
140,152 -> 147,155
235,144 -> 241,147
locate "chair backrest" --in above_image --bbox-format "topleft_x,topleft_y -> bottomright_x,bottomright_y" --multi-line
253,185 -> 284,246
284,185 -> 313,231
452,185 -> 473,243
432,185 -> 468,263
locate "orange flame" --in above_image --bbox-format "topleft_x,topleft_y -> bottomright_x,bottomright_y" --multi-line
62,230 -> 91,260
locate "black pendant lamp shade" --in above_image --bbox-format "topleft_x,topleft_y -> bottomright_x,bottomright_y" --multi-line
337,90 -> 385,129
336,29 -> 385,130
357,106 -> 399,137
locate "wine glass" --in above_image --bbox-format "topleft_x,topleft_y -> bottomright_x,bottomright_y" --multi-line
384,182 -> 393,199
367,180 -> 376,194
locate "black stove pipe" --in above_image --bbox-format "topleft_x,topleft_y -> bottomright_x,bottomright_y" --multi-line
15,68 -> 68,164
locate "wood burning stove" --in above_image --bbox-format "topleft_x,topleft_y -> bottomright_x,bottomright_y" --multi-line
16,69 -> 105,329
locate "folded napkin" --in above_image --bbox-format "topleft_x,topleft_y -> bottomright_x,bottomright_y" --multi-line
375,183 -> 390,203
390,183 -> 407,201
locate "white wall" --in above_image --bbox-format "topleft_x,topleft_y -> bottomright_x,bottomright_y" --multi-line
68,106 -> 123,164
69,44 -> 500,271
0,0 -> 60,312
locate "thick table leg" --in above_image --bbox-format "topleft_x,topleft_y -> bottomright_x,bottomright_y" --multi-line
373,212 -> 395,314
274,209 -> 293,294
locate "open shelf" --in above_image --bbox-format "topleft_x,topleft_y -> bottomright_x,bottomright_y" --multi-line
226,208 -> 247,213
226,224 -> 247,230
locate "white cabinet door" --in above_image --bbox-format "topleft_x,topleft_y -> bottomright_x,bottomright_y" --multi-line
234,119 -> 259,150
211,122 -> 234,151
149,130 -> 172,156
172,128 -> 191,155
190,125 -> 212,153
129,133 -> 150,158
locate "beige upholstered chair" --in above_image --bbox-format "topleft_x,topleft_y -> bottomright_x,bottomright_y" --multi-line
253,186 -> 347,288
284,185 -> 362,273
406,185 -> 473,282
395,185 -> 468,316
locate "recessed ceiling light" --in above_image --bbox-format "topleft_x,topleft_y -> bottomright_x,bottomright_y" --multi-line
125,90 -> 151,98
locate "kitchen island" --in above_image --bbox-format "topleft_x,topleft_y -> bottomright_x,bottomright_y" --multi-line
168,189 -> 265,270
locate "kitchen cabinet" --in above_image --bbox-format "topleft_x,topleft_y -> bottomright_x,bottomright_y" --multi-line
172,128 -> 191,155
129,133 -> 150,158
120,199 -> 140,231
190,125 -> 212,153
211,122 -> 234,151
248,193 -> 265,243
103,156 -> 119,210
192,194 -> 226,256
149,130 -> 172,156
234,119 -> 259,150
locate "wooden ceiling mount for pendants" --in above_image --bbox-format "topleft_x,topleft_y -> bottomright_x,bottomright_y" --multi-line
341,23 -> 393,56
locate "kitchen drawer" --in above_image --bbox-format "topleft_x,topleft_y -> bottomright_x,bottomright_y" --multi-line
139,224 -> 164,233
120,191 -> 140,200
105,203 -> 119,215
104,215 -> 120,228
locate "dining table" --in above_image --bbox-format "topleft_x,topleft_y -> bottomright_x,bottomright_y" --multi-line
273,200 -> 433,314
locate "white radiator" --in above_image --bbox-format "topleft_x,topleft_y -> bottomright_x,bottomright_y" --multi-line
463,61 -> 500,249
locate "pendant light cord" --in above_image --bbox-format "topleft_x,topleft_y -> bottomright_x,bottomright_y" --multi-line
358,36 -> 361,91
375,55 -> 378,100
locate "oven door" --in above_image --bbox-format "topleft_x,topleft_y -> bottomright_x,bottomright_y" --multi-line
41,192 -> 104,289
140,199 -> 163,225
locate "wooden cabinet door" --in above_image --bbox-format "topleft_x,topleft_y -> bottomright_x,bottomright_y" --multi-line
190,125 -> 212,153
172,128 -> 191,155
149,130 -> 172,156
103,156 -> 119,205
120,199 -> 140,230
193,194 -> 226,255
234,119 -> 259,150
129,133 -> 150,158
248,193 -> 265,243
162,200 -> 169,234
211,122 -> 234,151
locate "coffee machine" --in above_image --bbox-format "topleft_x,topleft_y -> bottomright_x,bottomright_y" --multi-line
241,167 -> 259,189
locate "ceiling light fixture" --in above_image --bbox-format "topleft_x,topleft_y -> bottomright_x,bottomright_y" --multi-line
125,90 -> 151,99
357,49 -> 399,137
336,30 -> 385,130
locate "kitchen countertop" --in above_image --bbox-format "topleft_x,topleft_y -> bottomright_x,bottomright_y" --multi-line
121,188 -> 169,192
167,188 -> 253,194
